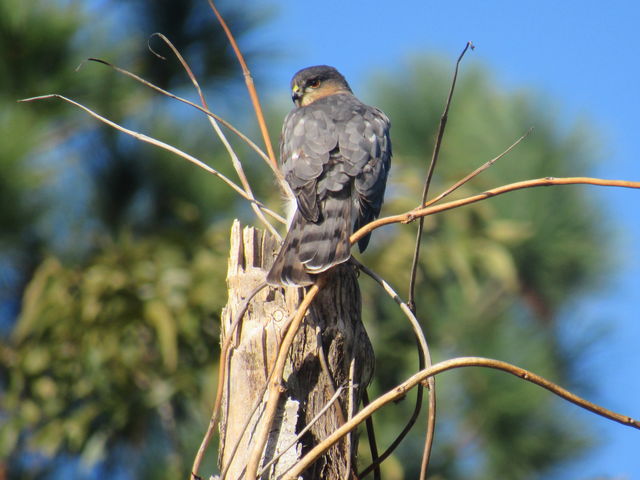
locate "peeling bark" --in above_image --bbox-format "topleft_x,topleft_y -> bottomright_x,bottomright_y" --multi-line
218,221 -> 374,479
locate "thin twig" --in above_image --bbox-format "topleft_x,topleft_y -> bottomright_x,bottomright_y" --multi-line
354,260 -> 434,478
401,128 -> 531,478
147,31 -> 285,192
403,42 -> 469,476
355,261 -> 431,361
281,356 -> 640,480
144,34 -> 281,238
245,277 -> 327,479
344,358 -> 356,480
20,94 -> 285,223
408,41 -> 474,314
190,283 -> 268,480
257,385 -> 346,476
206,0 -> 279,174
315,326 -> 347,425
82,58 -> 280,181
350,177 -> 640,248
361,390 -> 381,480
424,127 -> 533,209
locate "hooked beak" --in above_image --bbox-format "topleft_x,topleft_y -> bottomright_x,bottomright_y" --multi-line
291,84 -> 302,106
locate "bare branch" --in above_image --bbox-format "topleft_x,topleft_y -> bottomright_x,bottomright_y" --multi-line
282,356 -> 640,480
145,33 -> 281,238
258,385 -> 346,476
344,359 -> 356,480
351,176 -> 640,248
361,390 -> 381,480
424,127 -> 533,208
408,41 -> 474,314
206,0 -> 279,174
355,261 -> 435,478
82,58 -> 278,177
19,95 -> 286,223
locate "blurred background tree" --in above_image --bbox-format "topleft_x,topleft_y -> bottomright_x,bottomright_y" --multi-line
0,0 -> 272,477
0,1 -> 609,479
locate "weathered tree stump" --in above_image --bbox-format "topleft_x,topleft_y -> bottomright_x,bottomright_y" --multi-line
218,221 -> 374,479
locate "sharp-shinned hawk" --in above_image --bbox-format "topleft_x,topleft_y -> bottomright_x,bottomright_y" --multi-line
266,65 -> 391,286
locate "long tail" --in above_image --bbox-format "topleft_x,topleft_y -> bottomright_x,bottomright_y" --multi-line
266,195 -> 352,287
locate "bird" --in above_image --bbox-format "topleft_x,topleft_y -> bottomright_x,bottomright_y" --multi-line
266,65 -> 391,286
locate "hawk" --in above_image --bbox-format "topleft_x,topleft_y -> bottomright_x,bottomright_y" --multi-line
266,65 -> 391,286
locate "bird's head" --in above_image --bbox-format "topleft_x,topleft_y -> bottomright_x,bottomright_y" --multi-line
290,65 -> 352,107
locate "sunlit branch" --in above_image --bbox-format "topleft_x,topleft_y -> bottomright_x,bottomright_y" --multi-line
83,58 -> 287,196
282,356 -> 640,480
20,94 -> 285,223
351,176 -> 640,247
144,34 -> 281,238
354,260 -> 435,478
206,1 -> 280,175
424,127 -> 533,208
408,41 -> 474,318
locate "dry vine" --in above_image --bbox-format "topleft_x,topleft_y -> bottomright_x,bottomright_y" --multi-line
281,356 -> 640,480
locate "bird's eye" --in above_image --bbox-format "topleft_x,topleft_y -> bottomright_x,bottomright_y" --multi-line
308,78 -> 321,88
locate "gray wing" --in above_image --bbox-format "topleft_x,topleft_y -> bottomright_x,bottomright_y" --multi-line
280,103 -> 338,222
337,102 -> 392,252
267,94 -> 391,286
281,94 -> 391,238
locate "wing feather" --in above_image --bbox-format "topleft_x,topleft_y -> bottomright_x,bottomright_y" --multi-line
267,93 -> 391,286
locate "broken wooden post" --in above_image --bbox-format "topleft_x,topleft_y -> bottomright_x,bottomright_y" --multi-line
217,221 -> 374,479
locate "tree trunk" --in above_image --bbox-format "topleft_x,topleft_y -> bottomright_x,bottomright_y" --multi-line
217,221 -> 374,479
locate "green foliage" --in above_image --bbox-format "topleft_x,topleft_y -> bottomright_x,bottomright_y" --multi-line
1,227 -> 228,466
0,0 -> 87,247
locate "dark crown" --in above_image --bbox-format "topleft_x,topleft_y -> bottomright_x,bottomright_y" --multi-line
291,65 -> 351,91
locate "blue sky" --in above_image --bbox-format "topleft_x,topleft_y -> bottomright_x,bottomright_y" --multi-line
258,1 -> 640,477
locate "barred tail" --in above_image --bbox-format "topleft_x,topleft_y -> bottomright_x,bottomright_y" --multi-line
266,194 -> 352,287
